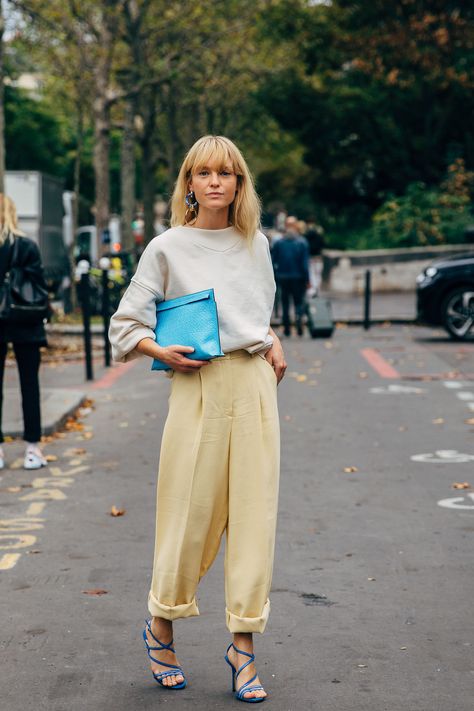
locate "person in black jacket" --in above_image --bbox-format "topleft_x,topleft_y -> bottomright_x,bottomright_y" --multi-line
271,216 -> 310,336
0,195 -> 48,470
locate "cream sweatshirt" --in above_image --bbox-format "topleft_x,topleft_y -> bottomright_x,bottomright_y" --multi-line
108,225 -> 276,368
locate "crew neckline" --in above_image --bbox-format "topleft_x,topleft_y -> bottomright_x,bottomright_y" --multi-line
176,225 -> 243,252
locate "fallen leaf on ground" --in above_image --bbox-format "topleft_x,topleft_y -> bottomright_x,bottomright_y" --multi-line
27,550 -> 42,555
357,664 -> 367,668
72,448 -> 87,456
400,647 -> 407,650
82,432 -> 94,440
82,589 -> 108,596
119,422 -> 129,428
359,372 -> 368,379
368,577 -> 376,581
284,415 -> 292,421
296,374 -> 307,382
343,466 -> 358,473
110,505 -> 126,517
432,418 -> 444,424
452,482 -> 471,489
464,418 -> 474,425
45,454 -> 58,462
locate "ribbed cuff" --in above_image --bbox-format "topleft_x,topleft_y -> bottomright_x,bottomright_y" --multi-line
148,590 -> 200,621
225,598 -> 271,634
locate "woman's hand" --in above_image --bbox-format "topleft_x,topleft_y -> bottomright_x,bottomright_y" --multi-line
159,345 -> 211,373
135,338 -> 210,373
265,331 -> 287,384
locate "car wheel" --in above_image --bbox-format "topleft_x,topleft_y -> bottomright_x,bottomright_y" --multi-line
441,287 -> 474,340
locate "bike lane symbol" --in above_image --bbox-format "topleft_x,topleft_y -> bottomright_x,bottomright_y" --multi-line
411,450 -> 474,464
438,493 -> 474,510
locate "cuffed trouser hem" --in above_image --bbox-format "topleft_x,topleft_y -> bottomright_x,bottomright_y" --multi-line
148,591 -> 200,621
225,599 -> 271,634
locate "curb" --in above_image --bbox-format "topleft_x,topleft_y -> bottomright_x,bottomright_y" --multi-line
4,388 -> 87,439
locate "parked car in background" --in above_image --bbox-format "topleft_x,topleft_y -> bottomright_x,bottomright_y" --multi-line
416,252 -> 474,340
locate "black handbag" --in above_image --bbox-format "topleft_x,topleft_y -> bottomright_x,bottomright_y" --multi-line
0,236 -> 49,324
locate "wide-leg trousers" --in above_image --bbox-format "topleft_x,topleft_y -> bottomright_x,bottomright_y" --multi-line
148,349 -> 280,634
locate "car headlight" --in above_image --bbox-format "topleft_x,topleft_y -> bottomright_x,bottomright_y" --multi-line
425,266 -> 438,278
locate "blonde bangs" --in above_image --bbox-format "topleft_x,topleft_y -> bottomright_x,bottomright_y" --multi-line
187,138 -> 242,177
170,135 -> 261,241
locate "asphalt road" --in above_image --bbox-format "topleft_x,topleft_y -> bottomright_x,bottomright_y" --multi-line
1,324 -> 473,711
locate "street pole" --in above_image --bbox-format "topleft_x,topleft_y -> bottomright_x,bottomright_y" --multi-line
99,257 -> 111,367
364,269 -> 371,331
77,262 -> 94,381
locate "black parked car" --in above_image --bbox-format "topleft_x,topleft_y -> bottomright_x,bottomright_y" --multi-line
416,252 -> 474,340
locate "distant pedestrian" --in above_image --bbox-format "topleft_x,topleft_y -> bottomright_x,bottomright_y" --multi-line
0,195 -> 49,470
271,215 -> 310,336
110,135 -> 286,701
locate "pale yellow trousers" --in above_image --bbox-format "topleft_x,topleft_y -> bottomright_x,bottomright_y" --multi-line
148,349 -> 280,633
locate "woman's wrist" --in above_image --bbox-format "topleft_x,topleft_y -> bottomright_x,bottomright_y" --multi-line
135,337 -> 165,360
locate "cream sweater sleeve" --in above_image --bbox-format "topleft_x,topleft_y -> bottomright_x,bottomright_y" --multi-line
108,241 -> 165,363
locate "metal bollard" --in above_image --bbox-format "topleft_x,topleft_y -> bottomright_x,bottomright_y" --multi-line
99,258 -> 111,367
79,269 -> 94,381
364,269 -> 371,331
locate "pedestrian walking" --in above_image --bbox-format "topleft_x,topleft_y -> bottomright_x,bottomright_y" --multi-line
0,195 -> 49,470
109,135 -> 287,702
271,215 -> 310,336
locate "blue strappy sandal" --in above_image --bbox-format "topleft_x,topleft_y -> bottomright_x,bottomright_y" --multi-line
224,642 -> 266,703
143,619 -> 187,690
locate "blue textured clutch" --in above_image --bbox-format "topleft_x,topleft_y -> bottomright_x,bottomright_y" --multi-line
151,288 -> 225,371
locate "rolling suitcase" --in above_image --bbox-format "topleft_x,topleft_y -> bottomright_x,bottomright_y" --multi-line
305,295 -> 335,338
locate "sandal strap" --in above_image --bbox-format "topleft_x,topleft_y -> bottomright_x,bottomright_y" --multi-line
147,654 -> 183,671
237,683 -> 265,700
144,619 -> 175,653
154,668 -> 184,681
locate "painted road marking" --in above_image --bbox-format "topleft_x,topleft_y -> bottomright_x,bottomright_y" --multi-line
360,348 -> 400,379
443,381 -> 467,389
0,459 -> 89,571
457,392 -> 474,401
411,450 -> 474,464
25,502 -> 46,516
0,554 -> 21,570
91,360 -> 137,390
438,493 -> 474,510
370,384 -> 425,394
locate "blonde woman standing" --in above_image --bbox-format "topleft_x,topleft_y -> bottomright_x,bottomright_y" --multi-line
0,195 -> 48,470
109,135 -> 286,702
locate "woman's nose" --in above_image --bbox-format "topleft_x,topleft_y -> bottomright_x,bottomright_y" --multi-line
209,172 -> 220,185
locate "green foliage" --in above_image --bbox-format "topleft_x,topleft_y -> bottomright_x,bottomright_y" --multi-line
372,160 -> 474,247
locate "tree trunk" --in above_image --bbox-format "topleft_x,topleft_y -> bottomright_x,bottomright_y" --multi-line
120,97 -> 135,253
0,7 -> 5,194
142,141 -> 156,247
92,90 -> 110,259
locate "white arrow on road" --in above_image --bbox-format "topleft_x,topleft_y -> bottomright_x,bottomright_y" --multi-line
438,493 -> 474,510
411,450 -> 474,464
370,385 -> 425,394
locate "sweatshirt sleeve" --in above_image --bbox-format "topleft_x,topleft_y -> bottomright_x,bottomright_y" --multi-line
108,239 -> 166,363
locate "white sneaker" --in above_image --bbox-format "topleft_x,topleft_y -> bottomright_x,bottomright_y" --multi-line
24,445 -> 47,470
0,447 -> 4,470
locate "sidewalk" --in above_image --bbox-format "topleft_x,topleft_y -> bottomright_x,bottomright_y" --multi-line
321,289 -> 416,322
4,290 -> 416,438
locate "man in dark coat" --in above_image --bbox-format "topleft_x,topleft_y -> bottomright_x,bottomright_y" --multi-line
271,216 -> 310,336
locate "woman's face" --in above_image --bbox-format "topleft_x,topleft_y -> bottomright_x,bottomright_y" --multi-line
189,163 -> 238,213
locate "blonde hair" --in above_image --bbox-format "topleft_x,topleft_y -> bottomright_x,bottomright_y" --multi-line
170,135 -> 261,241
0,194 -> 25,245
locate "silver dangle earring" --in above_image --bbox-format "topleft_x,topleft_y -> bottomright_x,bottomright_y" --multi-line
185,190 -> 198,221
